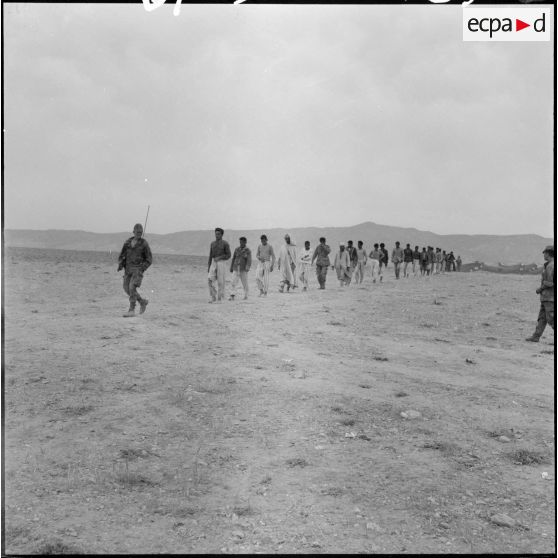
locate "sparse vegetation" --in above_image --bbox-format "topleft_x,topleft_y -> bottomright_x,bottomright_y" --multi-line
509,449 -> 550,465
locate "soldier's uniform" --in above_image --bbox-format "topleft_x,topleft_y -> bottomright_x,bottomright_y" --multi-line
118,233 -> 152,316
527,245 -> 555,342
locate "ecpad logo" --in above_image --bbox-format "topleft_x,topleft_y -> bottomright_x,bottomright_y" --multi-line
463,8 -> 550,41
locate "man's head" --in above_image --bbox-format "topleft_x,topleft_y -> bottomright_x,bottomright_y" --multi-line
543,245 -> 554,260
380,243 -> 385,248
260,234 -> 268,245
374,243 -> 379,249
319,237 -> 326,244
339,242 -> 345,252
406,243 -> 410,248
215,227 -> 224,240
239,236 -> 247,247
358,240 -> 363,248
395,241 -> 400,247
305,241 -> 310,249
285,234 -> 291,244
347,240 -> 353,247
133,224 -> 143,239
415,245 -> 419,250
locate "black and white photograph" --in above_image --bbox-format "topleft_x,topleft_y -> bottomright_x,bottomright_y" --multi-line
2,0 -> 555,554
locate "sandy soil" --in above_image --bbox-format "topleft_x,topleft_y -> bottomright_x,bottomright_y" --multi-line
3,247 -> 555,554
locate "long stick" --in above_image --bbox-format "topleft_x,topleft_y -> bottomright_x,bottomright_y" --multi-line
143,205 -> 150,237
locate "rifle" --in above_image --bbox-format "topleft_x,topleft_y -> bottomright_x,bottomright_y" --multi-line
143,205 -> 150,237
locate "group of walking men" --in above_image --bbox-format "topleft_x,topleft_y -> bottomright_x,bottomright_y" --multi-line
117,224 -> 554,345
205,229 -> 462,301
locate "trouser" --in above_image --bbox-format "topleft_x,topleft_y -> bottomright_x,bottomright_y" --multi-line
231,270 -> 249,298
299,264 -> 311,289
336,266 -> 351,285
346,264 -> 357,285
279,263 -> 297,290
369,260 -> 380,282
123,269 -> 145,309
393,262 -> 401,279
413,259 -> 420,276
403,261 -> 412,277
290,263 -> 298,288
208,260 -> 227,301
256,261 -> 271,294
533,301 -> 555,339
354,261 -> 366,283
315,264 -> 328,288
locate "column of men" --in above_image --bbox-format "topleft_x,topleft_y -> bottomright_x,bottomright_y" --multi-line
117,225 -> 553,346
116,226 -> 464,315
204,228 -> 462,303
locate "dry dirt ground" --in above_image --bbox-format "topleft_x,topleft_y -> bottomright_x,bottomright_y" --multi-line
2,247 -> 555,554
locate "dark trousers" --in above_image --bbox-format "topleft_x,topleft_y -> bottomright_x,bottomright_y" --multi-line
315,264 -> 328,288
534,301 -> 555,338
123,270 -> 145,309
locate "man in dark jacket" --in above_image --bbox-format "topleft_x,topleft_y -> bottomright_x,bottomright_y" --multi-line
379,243 -> 389,276
229,237 -> 252,300
118,223 -> 153,317
526,245 -> 555,342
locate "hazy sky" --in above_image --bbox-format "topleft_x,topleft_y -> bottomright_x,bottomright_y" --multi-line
3,3 -> 554,236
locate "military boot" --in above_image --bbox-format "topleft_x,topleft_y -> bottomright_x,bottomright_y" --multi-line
123,304 -> 136,318
139,299 -> 149,314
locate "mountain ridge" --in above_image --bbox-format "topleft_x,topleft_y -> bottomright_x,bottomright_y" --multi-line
4,222 -> 553,265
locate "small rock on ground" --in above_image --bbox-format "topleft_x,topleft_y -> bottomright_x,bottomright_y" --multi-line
490,513 -> 516,528
401,410 -> 421,419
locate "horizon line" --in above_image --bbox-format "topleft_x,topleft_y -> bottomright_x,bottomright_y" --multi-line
3,222 -> 553,239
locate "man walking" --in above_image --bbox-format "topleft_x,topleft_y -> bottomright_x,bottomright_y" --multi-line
526,245 -> 555,342
333,243 -> 351,286
208,227 -> 231,302
346,240 -> 358,285
229,236 -> 252,300
441,250 -> 448,273
277,234 -> 298,292
312,237 -> 331,290
403,243 -> 414,278
118,223 -> 153,317
368,243 -> 382,283
392,241 -> 404,279
435,247 -> 443,274
412,245 -> 421,277
299,241 -> 312,291
420,247 -> 428,276
379,243 -> 389,278
354,240 -> 367,284
256,234 -> 276,297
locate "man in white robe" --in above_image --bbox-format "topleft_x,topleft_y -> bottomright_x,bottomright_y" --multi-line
277,234 -> 298,292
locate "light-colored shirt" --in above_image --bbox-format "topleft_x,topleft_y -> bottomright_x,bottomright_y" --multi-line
299,248 -> 312,266
334,250 -> 350,269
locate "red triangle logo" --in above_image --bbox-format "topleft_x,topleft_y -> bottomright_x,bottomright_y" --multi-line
516,19 -> 530,32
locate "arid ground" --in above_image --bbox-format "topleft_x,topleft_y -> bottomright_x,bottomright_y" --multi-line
3,247 -> 555,554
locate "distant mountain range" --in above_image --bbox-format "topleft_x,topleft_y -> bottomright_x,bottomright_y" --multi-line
4,222 -> 553,265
